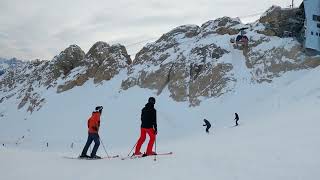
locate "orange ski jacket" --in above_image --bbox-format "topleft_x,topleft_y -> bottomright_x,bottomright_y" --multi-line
88,112 -> 100,133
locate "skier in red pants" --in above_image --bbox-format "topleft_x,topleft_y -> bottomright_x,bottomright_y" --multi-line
134,97 -> 157,156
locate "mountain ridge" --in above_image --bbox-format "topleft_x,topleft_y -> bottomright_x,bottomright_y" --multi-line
0,5 -> 319,112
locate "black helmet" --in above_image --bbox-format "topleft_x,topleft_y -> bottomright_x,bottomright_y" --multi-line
95,106 -> 103,113
148,97 -> 156,104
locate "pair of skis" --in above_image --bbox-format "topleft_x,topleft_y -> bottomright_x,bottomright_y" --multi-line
120,152 -> 173,160
63,155 -> 119,160
63,152 -> 173,160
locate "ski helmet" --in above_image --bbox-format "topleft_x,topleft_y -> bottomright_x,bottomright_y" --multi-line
95,106 -> 103,113
148,97 -> 156,104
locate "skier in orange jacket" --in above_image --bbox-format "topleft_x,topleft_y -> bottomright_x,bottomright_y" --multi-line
80,106 -> 103,159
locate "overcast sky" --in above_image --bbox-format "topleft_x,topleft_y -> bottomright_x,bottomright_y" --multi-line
0,0 -> 303,60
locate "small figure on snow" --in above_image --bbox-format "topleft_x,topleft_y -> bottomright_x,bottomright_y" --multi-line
203,119 -> 211,133
80,106 -> 103,159
234,113 -> 239,126
134,97 -> 158,157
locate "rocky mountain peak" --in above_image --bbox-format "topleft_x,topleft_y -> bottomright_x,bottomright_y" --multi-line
55,44 -> 85,60
56,42 -> 131,92
201,17 -> 241,30
85,41 -> 131,65
53,44 -> 86,76
1,41 -> 132,112
86,41 -> 110,59
201,17 -> 241,37
160,25 -> 201,40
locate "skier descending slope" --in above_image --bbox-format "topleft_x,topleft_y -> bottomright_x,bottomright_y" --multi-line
80,106 -> 103,159
234,113 -> 239,126
134,97 -> 157,157
203,119 -> 211,133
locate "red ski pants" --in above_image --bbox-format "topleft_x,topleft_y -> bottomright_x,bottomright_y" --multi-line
135,128 -> 156,154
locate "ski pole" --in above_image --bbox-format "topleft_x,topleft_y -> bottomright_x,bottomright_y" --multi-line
127,141 -> 138,157
99,137 -> 110,158
154,138 -> 157,161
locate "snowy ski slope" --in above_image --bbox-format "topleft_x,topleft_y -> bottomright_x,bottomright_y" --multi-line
1,58 -> 320,180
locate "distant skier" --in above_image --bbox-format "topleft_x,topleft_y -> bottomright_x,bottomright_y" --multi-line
234,113 -> 239,126
80,106 -> 103,159
203,119 -> 211,133
134,97 -> 157,156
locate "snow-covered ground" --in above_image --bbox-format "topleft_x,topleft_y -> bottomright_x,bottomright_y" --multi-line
1,64 -> 320,179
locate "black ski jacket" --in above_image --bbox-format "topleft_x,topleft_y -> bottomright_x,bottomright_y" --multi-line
141,103 -> 157,130
203,119 -> 211,128
235,113 -> 239,120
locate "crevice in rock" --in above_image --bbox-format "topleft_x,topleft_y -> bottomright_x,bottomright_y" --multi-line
157,63 -> 175,95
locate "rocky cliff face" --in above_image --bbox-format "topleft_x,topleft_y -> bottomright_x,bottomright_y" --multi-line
0,59 -> 53,112
257,6 -> 305,40
0,42 -> 131,112
242,6 -> 319,83
121,7 -> 319,106
122,18 -> 242,106
243,35 -> 320,83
